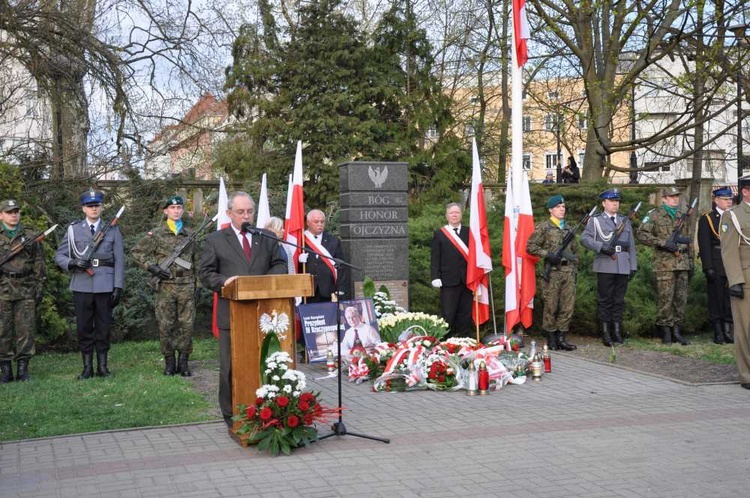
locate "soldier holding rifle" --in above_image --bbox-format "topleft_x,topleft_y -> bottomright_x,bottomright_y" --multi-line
636,186 -> 694,346
55,190 -> 125,379
132,195 -> 210,377
0,200 -> 49,383
581,189 -> 639,346
526,194 -> 580,351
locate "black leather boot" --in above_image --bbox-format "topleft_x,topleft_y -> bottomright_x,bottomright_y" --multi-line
712,321 -> 726,344
0,361 -> 13,384
164,352 -> 176,376
96,351 -> 111,377
601,322 -> 613,347
612,322 -> 624,345
659,325 -> 672,345
546,330 -> 559,350
557,331 -> 577,351
178,352 -> 191,377
78,352 -> 94,380
672,324 -> 690,346
723,322 -> 734,344
15,359 -> 30,381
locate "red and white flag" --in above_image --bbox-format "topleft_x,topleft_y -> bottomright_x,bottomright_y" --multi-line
502,170 -> 538,331
513,0 -> 530,67
467,138 -> 492,325
284,141 -> 305,267
211,177 -> 231,338
256,173 -> 270,229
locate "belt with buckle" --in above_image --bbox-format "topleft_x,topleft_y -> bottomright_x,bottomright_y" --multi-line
614,244 -> 629,253
559,260 -> 569,266
2,269 -> 32,278
90,259 -> 115,268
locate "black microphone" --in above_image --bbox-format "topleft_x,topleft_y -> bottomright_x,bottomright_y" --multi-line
240,223 -> 261,235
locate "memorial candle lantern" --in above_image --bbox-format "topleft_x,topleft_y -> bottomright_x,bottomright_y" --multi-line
478,360 -> 490,395
466,360 -> 478,396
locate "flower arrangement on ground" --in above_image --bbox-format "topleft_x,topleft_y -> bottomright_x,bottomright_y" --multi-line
377,312 -> 449,343
235,351 -> 336,456
371,290 -> 406,318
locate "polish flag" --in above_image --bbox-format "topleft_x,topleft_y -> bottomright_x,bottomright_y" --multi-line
284,141 -> 305,266
467,138 -> 492,325
513,0 -> 530,67
256,173 -> 270,229
503,171 -> 538,331
211,177 -> 231,338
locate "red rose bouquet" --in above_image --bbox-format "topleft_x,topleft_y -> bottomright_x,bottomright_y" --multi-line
235,352 -> 337,456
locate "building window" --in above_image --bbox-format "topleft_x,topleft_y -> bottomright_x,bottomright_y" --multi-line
578,152 -> 585,169
547,91 -> 559,100
522,116 -> 531,132
577,114 -> 587,130
645,161 -> 670,172
546,153 -> 560,170
544,114 -> 556,132
523,154 -> 532,171
426,125 -> 439,139
522,88 -> 528,100
465,124 -> 475,137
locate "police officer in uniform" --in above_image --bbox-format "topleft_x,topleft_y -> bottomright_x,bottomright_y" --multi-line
581,188 -> 637,346
636,186 -> 692,345
720,175 -> 750,390
132,195 -> 199,376
526,194 -> 578,351
55,190 -> 125,379
698,187 -> 734,344
0,200 -> 46,383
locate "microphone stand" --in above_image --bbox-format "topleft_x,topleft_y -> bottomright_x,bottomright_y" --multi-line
246,225 -> 390,444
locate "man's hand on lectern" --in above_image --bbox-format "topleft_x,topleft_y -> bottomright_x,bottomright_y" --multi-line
224,276 -> 239,287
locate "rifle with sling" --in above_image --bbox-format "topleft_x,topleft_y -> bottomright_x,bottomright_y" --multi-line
148,213 -> 219,288
80,206 -> 125,275
663,198 -> 697,257
0,225 -> 59,267
602,202 -> 642,260
542,206 -> 597,282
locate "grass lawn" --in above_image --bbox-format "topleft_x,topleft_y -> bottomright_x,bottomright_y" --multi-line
625,335 -> 736,364
0,338 -> 220,442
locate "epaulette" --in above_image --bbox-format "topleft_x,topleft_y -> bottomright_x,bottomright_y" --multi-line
69,220 -> 78,226
642,208 -> 656,224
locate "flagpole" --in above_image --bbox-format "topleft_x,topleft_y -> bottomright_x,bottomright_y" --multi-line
474,296 -> 480,342
488,273 -> 498,337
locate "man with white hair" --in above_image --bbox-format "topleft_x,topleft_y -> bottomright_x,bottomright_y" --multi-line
300,209 -> 350,302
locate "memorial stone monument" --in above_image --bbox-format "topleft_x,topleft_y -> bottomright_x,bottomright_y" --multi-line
339,161 -> 409,308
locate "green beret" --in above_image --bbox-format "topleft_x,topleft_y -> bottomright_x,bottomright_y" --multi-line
546,194 -> 564,209
163,195 -> 184,209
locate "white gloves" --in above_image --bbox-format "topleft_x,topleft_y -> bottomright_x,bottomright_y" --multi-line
298,253 -> 309,263
431,279 -> 443,288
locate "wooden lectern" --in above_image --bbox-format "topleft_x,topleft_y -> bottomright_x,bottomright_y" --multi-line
221,274 -> 314,446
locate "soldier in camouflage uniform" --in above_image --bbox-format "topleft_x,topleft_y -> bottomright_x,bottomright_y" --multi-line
526,194 -> 578,351
0,200 -> 46,383
635,186 -> 693,345
131,196 -> 199,376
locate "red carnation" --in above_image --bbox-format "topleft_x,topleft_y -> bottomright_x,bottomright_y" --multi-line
255,397 -> 264,405
298,401 -> 310,412
246,406 -> 256,419
303,414 -> 313,425
438,375 -> 445,383
276,396 -> 290,408
300,392 -> 315,403
286,415 -> 300,428
259,407 -> 273,421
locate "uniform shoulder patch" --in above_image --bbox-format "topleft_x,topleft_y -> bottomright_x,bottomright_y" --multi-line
721,223 -> 729,233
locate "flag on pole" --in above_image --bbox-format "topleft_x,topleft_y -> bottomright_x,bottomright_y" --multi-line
467,138 -> 492,325
256,173 -> 270,229
503,178 -> 520,330
515,171 -> 538,328
284,141 -> 305,266
513,0 -> 530,67
211,177 -> 231,338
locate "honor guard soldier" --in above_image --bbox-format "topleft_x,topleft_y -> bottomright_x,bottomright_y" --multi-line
698,187 -> 735,344
55,190 -> 125,379
526,195 -> 578,351
581,188 -> 638,346
131,195 -> 199,376
636,186 -> 693,345
720,175 -> 750,390
0,200 -> 46,383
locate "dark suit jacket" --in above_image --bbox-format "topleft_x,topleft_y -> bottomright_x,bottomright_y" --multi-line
199,227 -> 287,329
302,231 -> 351,300
431,226 -> 469,287
698,208 -> 726,277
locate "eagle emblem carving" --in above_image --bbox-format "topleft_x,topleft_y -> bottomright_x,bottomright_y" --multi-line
368,165 -> 388,188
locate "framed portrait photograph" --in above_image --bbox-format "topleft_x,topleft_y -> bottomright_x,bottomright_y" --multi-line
338,298 -> 381,358
297,302 -> 339,363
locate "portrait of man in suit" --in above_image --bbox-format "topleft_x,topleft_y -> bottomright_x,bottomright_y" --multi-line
430,202 -> 472,337
198,191 -> 287,427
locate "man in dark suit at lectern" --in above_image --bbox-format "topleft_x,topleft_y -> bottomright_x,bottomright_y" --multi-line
199,192 -> 287,427
431,202 -> 472,337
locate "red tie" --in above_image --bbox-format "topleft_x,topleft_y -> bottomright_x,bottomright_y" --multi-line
242,232 -> 252,262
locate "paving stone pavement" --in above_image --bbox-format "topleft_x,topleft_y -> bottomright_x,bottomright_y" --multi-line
2,354 -> 749,498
